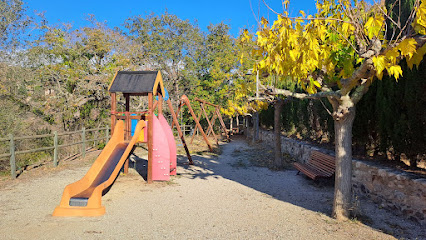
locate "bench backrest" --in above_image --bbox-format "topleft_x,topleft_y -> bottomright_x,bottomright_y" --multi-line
310,151 -> 335,173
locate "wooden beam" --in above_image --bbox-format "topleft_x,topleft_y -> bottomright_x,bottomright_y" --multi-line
206,112 -> 217,136
180,95 -> 213,152
171,100 -> 182,129
190,111 -> 202,144
147,92 -> 153,183
158,94 -> 163,115
123,93 -> 130,174
194,97 -> 219,107
110,93 -> 116,136
153,100 -> 158,113
200,102 -> 218,145
125,94 -> 130,140
216,107 -> 230,141
167,99 -> 193,164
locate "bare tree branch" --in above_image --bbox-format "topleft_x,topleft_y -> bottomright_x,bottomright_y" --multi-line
260,83 -> 341,99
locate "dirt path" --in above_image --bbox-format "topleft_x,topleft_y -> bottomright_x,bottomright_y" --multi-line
0,138 -> 423,239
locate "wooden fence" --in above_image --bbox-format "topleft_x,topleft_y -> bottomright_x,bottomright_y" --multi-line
0,124 -> 194,179
0,126 -> 110,179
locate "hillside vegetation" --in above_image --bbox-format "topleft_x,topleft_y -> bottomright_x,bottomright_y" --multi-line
0,0 -> 425,173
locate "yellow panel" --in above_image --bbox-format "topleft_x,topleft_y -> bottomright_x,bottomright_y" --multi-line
107,71 -> 119,92
153,71 -> 165,96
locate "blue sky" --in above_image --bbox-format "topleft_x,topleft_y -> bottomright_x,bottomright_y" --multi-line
26,0 -> 318,36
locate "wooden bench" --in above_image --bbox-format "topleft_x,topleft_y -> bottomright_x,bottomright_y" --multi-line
293,151 -> 335,180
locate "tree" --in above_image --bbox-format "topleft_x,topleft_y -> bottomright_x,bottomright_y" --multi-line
192,23 -> 239,110
0,0 -> 30,50
26,19 -> 129,130
125,12 -> 203,99
246,0 -> 426,220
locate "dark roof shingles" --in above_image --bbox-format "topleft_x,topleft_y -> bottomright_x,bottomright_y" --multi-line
109,71 -> 158,93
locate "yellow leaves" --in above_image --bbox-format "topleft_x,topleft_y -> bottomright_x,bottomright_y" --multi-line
372,55 -> 386,80
341,22 -> 355,35
407,43 -> 426,69
397,38 -> 417,58
240,29 -> 251,44
258,60 -> 266,70
257,100 -> 269,110
284,0 -> 290,10
239,53 -> 244,65
413,1 -> 426,34
387,65 -> 402,80
373,38 -> 421,81
373,54 -> 403,81
364,15 -> 384,39
385,48 -> 399,65
289,49 -> 298,61
250,100 -> 269,112
261,17 -> 269,28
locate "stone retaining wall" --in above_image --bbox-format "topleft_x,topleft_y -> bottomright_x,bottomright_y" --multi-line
245,127 -> 426,225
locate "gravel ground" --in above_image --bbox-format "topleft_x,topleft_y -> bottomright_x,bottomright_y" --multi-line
0,137 -> 424,240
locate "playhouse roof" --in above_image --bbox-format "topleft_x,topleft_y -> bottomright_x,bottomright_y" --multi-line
108,71 -> 164,95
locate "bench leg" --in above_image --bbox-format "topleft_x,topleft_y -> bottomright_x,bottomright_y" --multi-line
296,171 -> 300,175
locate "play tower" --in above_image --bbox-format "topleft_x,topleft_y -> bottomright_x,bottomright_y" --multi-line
53,71 -> 192,216
109,70 -> 192,182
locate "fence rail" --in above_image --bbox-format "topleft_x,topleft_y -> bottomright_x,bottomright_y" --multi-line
1,124 -> 192,179
0,126 -> 110,179
173,125 -> 193,136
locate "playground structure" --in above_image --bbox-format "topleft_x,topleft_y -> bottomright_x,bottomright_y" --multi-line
53,71 -> 192,216
174,95 -> 230,152
193,97 -> 229,143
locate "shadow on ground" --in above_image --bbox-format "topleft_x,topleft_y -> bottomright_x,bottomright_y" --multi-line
127,135 -> 423,239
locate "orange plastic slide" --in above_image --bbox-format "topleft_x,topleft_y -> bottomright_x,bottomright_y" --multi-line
52,120 -> 146,217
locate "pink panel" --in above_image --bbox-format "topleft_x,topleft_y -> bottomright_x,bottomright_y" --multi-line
151,116 -> 170,181
158,115 -> 177,175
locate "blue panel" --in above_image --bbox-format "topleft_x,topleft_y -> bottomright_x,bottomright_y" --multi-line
155,88 -> 169,101
131,114 -> 137,136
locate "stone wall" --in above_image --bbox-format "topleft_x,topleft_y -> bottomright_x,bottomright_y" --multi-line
245,127 -> 426,225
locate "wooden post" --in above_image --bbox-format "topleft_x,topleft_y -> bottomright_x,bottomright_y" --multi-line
190,111 -> 202,144
171,100 -> 182,129
153,100 -> 158,113
215,108 -> 229,141
200,103 -> 218,144
124,93 -> 130,174
111,93 -> 117,135
167,99 -> 193,164
177,95 -> 212,151
81,127 -> 86,159
147,92 -> 154,183
9,134 -> 16,179
53,131 -> 58,167
158,94 -> 163,115
125,93 -> 130,140
206,113 -> 217,136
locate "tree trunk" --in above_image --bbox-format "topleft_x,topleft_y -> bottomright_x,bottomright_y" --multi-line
245,116 -> 249,140
253,112 -> 259,142
173,79 -> 179,99
230,117 -> 233,135
332,106 -> 356,221
236,114 -> 240,133
274,99 -> 283,168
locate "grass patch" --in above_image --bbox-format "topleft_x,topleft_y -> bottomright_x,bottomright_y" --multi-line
231,142 -> 293,170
